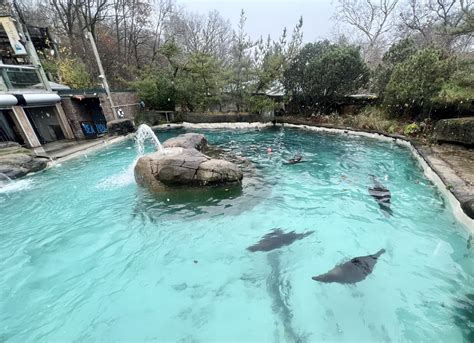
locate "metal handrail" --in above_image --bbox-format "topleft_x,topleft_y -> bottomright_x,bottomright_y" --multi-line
0,64 -> 38,70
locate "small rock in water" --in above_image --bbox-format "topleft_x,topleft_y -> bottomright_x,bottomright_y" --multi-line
194,260 -> 198,264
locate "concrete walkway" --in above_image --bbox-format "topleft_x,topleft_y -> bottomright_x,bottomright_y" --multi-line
431,144 -> 474,188
32,135 -> 132,161
415,143 -> 474,219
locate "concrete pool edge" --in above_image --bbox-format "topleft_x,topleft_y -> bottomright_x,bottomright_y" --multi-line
45,134 -> 134,166
153,121 -> 473,230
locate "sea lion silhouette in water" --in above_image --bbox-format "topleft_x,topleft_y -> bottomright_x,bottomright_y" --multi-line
287,153 -> 303,164
247,228 -> 314,252
368,177 -> 392,215
312,249 -> 386,284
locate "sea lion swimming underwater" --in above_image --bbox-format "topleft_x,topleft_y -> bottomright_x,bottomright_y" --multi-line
312,249 -> 386,284
247,228 -> 314,252
287,153 -> 303,164
368,177 -> 392,215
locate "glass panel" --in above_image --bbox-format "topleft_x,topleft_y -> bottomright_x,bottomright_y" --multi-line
4,67 -> 42,89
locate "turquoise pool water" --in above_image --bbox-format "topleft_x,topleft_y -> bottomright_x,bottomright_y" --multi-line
1,127 -> 473,342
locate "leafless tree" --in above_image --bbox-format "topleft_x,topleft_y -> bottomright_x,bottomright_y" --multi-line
77,0 -> 109,39
399,0 -> 473,51
49,0 -> 78,42
167,9 -> 232,61
150,0 -> 175,62
335,0 -> 400,64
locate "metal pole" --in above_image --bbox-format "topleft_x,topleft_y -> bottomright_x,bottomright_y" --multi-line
86,31 -> 118,120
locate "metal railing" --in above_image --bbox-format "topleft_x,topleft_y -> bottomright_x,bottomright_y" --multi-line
0,64 -> 44,91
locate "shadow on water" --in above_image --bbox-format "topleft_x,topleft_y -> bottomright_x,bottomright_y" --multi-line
267,251 -> 307,342
132,183 -> 243,222
131,169 -> 270,222
452,293 -> 474,342
247,229 -> 314,252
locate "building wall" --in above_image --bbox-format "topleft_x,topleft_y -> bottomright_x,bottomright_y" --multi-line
61,97 -> 110,139
0,110 -> 16,141
181,112 -> 267,123
60,98 -> 87,139
24,106 -> 63,143
99,91 -> 139,122
58,91 -> 139,140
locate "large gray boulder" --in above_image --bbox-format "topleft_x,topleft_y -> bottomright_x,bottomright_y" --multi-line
162,133 -> 207,151
134,134 -> 243,192
434,117 -> 474,145
0,142 -> 48,179
196,159 -> 243,183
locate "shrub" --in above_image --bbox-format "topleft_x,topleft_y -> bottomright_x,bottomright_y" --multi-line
246,95 -> 277,114
342,106 -> 397,131
372,39 -> 417,97
403,123 -> 420,136
58,57 -> 93,89
384,48 -> 453,115
284,41 -> 369,112
133,69 -> 176,110
435,56 -> 474,105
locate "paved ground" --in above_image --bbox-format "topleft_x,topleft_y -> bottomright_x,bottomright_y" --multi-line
431,144 -> 474,188
33,135 -> 132,160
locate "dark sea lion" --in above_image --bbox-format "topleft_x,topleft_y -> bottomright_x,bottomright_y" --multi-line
368,178 -> 392,215
312,249 -> 386,284
287,153 -> 303,164
247,228 -> 314,252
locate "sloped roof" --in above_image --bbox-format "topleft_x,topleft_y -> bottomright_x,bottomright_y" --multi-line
32,81 -> 71,90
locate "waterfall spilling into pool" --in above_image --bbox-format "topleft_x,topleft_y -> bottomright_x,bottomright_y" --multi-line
135,124 -> 163,156
96,124 -> 163,189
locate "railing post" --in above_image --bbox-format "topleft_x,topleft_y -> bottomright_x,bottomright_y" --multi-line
10,106 -> 41,148
54,103 -> 75,139
1,68 -> 13,90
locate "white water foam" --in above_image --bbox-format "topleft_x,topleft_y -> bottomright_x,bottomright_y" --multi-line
95,161 -> 137,190
0,178 -> 34,194
135,124 -> 163,155
97,124 -> 164,190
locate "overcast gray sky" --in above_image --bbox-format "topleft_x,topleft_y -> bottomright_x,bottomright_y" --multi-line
178,0 -> 336,42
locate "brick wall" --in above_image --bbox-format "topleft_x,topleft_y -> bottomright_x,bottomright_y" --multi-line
61,91 -> 139,139
60,98 -> 87,139
99,91 -> 139,122
181,112 -> 267,123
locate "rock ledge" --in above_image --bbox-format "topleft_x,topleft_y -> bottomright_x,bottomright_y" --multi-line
134,133 -> 243,192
